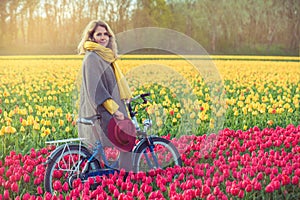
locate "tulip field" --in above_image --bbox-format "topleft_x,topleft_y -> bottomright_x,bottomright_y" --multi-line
0,55 -> 299,199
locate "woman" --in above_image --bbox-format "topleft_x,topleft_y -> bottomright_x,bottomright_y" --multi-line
77,20 -> 132,171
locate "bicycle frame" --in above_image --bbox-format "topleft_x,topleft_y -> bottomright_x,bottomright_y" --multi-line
44,93 -> 182,194
88,125 -> 119,169
45,93 -> 166,176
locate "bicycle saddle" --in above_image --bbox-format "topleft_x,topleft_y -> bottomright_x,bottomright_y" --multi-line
77,114 -> 101,126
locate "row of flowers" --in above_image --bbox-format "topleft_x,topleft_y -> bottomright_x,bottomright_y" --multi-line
0,58 -> 299,157
0,124 -> 299,199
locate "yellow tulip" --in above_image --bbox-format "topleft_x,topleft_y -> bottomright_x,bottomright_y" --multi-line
33,123 -> 40,130
46,120 -> 51,126
234,110 -> 239,116
172,118 -> 177,123
22,120 -> 28,126
190,112 -> 196,119
156,117 -> 163,127
20,126 -> 26,132
5,126 -> 16,134
0,126 -> 5,135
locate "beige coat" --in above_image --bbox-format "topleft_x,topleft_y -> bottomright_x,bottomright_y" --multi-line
78,51 -> 128,147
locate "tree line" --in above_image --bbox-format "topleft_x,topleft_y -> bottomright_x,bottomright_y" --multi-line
0,0 -> 299,55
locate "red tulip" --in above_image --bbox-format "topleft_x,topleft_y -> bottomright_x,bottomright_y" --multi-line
265,183 -> 274,193
53,170 -> 63,179
113,188 -> 119,198
53,180 -> 62,191
202,184 -> 210,196
34,177 -> 42,185
238,190 -> 244,198
282,174 -> 290,185
295,168 -> 300,177
230,187 -> 239,196
292,176 -> 299,185
44,192 -> 52,200
37,186 -> 43,195
253,182 -> 261,191
62,182 -> 69,192
245,184 -> 252,193
3,190 -> 9,200
4,181 -> 11,189
0,167 -> 4,176
22,193 -> 31,200
273,180 -> 280,190
137,191 -> 146,200
11,182 -> 19,193
72,178 -> 82,188
213,186 -> 221,196
257,172 -> 263,180
169,110 -> 174,116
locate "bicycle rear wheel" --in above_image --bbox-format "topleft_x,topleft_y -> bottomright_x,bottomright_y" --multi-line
44,144 -> 99,194
133,137 -> 182,172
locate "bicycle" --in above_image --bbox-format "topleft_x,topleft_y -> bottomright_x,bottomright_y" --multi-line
44,93 -> 182,193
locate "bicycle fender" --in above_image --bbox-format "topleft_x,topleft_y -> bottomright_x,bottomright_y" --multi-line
132,136 -> 158,162
44,143 -> 89,165
132,138 -> 147,153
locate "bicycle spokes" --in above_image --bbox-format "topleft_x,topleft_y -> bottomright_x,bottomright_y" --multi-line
138,143 -> 178,171
50,153 -> 88,192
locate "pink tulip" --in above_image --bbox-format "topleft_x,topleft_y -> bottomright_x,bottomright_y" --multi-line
253,182 -> 261,191
292,175 -> 299,185
282,174 -> 290,185
273,180 -> 280,190
53,180 -> 62,191
0,167 -> 4,176
62,182 -> 69,192
257,172 -> 263,180
36,186 -> 43,195
137,191 -> 146,200
230,187 -> 239,196
238,190 -> 244,198
265,184 -> 274,193
295,168 -> 300,177
202,184 -> 210,196
245,184 -> 252,193
3,190 -> 9,200
11,182 -> 19,193
21,171 -> 31,183
113,188 -> 119,198
21,193 -> 31,200
206,194 -> 216,200
53,170 -> 63,179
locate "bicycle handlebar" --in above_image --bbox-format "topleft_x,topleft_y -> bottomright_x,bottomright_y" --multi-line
127,92 -> 151,118
130,92 -> 151,103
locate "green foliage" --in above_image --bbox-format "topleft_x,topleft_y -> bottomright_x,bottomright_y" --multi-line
0,0 -> 299,55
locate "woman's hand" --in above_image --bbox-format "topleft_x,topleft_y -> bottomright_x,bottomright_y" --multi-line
113,110 -> 124,120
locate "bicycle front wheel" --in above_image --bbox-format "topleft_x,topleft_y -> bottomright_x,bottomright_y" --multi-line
133,137 -> 182,172
44,144 -> 99,194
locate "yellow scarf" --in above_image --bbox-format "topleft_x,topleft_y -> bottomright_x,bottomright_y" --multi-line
84,41 -> 132,100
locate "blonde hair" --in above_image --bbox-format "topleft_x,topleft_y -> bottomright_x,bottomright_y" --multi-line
77,20 -> 118,57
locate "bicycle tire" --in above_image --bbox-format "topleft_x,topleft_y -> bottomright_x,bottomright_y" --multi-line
44,144 -> 98,193
133,137 -> 182,172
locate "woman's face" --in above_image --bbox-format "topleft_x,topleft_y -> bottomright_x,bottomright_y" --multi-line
93,26 -> 110,47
